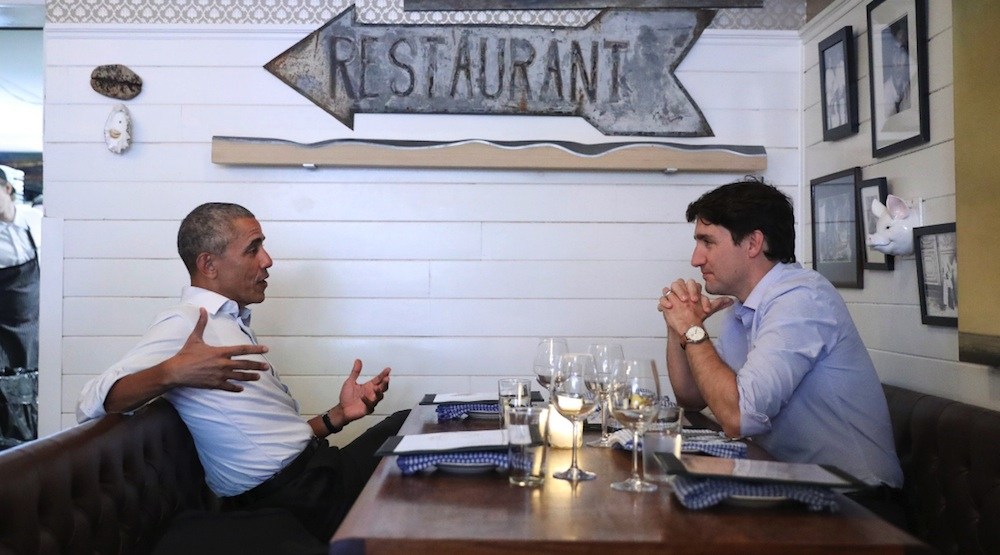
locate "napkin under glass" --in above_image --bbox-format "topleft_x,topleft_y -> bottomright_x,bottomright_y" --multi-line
611,428 -> 749,459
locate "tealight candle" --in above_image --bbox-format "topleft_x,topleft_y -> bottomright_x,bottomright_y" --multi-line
539,405 -> 582,448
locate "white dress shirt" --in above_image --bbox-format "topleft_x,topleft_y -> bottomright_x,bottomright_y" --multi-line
76,286 -> 313,497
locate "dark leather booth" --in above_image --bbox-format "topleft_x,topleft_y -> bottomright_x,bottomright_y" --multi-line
0,399 -> 322,555
883,384 -> 1000,554
0,400 -> 212,554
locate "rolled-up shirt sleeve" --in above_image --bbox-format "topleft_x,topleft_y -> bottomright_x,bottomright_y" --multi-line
736,285 -> 839,437
75,309 -> 196,423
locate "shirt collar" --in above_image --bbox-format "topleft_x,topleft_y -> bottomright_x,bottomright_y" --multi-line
732,262 -> 800,328
180,285 -> 252,326
741,262 -> 798,312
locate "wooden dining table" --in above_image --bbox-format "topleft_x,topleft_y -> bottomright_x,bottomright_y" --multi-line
330,403 -> 931,554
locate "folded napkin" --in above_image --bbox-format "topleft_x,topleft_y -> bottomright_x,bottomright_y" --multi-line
396,450 -> 509,475
435,403 -> 499,421
671,475 -> 840,512
611,429 -> 749,459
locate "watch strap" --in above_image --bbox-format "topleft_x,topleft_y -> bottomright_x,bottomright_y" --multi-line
321,411 -> 342,435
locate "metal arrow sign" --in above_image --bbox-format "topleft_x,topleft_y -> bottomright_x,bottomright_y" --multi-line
265,7 -> 715,137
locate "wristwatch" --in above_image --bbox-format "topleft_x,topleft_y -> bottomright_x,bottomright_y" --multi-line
681,325 -> 708,350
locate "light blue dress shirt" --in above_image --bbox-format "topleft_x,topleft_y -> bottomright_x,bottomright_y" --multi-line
716,263 -> 903,487
77,286 -> 313,497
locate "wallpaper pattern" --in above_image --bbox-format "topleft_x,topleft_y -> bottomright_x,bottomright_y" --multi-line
48,0 -> 805,30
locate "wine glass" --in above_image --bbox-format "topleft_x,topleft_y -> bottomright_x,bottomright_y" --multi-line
607,358 -> 661,492
585,342 -> 624,448
532,337 -> 568,397
551,353 -> 599,481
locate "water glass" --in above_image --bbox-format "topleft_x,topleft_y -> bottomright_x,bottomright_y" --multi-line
643,401 -> 684,484
498,377 -> 532,426
507,406 -> 547,487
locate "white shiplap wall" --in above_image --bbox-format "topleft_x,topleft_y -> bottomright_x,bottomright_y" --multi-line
802,0 -> 999,411
41,23 -> 801,442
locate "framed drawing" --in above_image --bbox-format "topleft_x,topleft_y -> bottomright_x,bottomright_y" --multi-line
855,177 -> 893,270
811,167 -> 863,289
914,223 -> 957,327
818,26 -> 859,141
866,0 -> 930,157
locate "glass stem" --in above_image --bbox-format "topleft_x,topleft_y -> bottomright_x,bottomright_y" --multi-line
571,420 -> 580,470
631,430 -> 641,480
600,397 -> 609,440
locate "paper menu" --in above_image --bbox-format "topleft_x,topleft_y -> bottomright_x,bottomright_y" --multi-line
376,429 -> 507,456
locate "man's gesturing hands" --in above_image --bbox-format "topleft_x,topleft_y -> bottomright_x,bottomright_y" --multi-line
163,308 -> 270,392
338,359 -> 391,423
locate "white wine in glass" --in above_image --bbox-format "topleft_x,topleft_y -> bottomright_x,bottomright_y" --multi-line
585,342 -> 624,448
552,353 -> 599,481
607,358 -> 661,492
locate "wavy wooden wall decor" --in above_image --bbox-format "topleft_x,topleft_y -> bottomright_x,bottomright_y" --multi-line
211,137 -> 767,173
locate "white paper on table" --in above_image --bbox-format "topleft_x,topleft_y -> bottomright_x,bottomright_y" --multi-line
393,430 -> 507,454
432,392 -> 496,403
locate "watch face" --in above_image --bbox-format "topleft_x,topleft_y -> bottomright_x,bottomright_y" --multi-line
685,326 -> 707,342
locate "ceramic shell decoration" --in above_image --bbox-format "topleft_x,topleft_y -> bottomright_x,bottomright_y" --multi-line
104,104 -> 132,154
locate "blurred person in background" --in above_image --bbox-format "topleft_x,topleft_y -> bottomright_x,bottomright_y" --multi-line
0,164 -> 42,371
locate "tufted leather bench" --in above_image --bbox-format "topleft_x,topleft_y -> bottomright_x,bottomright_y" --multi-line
883,384 -> 1000,555
0,399 -> 214,554
0,398 -> 325,555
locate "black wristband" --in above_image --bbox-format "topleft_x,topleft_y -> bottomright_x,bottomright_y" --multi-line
321,411 -> 341,435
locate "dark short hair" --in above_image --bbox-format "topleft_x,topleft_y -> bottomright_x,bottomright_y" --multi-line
685,178 -> 796,263
177,202 -> 255,274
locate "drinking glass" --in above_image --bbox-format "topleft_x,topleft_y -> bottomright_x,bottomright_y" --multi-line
497,377 -> 532,426
585,342 -> 624,448
643,398 -> 684,484
507,406 -> 547,487
551,353 -> 599,481
607,358 -> 661,492
532,337 -> 568,396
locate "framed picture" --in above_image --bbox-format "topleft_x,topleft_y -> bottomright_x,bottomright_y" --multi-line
855,177 -> 893,270
866,0 -> 930,157
810,167 -> 863,289
914,223 -> 957,327
818,26 -> 859,141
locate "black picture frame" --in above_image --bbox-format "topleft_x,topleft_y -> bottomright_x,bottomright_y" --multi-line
810,167 -> 863,289
866,0 -> 930,157
819,26 -> 859,141
914,223 -> 957,327
855,177 -> 893,270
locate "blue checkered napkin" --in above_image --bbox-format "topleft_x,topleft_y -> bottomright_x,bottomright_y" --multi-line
611,429 -> 748,459
684,442 -> 748,458
396,450 -> 510,475
671,475 -> 840,512
435,403 -> 499,421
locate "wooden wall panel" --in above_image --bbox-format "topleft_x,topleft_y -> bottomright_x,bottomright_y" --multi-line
802,0 -> 997,411
44,25 -> 801,429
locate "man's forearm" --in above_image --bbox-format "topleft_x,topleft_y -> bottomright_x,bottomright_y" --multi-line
103,364 -> 172,414
666,328 -> 707,409
683,340 -> 741,437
